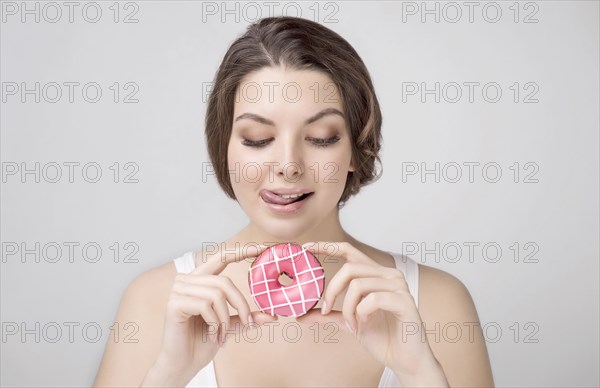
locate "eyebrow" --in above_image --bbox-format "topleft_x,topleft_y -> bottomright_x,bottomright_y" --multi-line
233,107 -> 345,127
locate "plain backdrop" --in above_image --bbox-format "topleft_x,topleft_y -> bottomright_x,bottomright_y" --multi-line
1,1 -> 598,387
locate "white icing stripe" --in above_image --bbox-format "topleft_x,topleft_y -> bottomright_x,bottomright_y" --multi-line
250,274 -> 326,288
288,243 -> 306,315
250,275 -> 325,297
259,249 -> 275,315
249,265 -> 323,277
256,298 -> 322,310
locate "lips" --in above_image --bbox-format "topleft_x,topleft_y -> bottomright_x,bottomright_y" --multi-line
260,190 -> 313,206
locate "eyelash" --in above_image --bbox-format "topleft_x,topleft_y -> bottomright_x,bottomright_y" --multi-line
242,135 -> 341,149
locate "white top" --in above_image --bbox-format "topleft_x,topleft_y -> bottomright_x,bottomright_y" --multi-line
173,250 -> 419,388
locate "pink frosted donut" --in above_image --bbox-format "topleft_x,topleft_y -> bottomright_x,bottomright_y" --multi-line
248,243 -> 325,317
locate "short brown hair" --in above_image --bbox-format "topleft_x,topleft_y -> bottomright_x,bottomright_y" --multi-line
205,16 -> 382,208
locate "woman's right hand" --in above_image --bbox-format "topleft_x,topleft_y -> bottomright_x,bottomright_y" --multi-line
148,244 -> 277,386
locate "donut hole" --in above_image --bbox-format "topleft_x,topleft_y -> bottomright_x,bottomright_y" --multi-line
278,271 -> 294,286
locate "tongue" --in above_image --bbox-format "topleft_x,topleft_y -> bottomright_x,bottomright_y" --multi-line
261,191 -> 302,205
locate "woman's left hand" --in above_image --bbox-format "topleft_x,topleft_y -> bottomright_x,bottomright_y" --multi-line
297,241 -> 448,386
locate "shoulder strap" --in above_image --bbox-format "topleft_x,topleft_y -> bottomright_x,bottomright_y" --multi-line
173,251 -> 196,274
389,252 -> 419,308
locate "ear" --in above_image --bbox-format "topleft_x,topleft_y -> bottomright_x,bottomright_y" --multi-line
348,159 -> 355,172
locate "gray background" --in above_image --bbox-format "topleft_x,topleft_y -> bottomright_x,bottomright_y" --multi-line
1,1 -> 598,387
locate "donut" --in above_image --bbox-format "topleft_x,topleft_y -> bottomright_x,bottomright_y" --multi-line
248,243 -> 325,317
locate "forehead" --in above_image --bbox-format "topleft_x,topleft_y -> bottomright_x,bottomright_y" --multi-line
233,66 -> 342,115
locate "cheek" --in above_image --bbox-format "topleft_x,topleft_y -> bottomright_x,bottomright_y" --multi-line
229,142 -> 261,165
227,145 -> 268,192
311,150 -> 352,181
227,144 -> 251,174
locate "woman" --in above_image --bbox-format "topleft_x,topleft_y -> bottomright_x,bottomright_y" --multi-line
93,16 -> 494,387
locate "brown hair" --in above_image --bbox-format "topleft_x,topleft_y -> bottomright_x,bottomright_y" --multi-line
205,16 -> 382,208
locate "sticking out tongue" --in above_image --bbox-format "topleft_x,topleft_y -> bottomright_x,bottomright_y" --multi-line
260,191 -> 310,205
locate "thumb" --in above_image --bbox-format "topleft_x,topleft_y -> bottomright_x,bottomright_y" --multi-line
250,311 -> 279,325
296,309 -> 353,334
229,311 -> 278,329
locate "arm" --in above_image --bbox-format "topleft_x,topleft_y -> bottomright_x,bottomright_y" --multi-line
417,265 -> 495,387
92,264 -> 174,387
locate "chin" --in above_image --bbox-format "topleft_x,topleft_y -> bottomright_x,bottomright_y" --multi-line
257,220 -> 309,242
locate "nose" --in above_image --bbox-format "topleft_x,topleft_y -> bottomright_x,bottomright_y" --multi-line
275,136 -> 304,182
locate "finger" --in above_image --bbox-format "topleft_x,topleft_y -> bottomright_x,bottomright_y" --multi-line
210,290 -> 231,346
249,311 -> 280,325
176,274 -> 253,326
356,291 -> 415,323
342,278 -> 403,332
169,294 -> 220,343
222,312 -> 279,343
302,241 -> 376,265
296,310 -> 354,335
229,311 -> 279,327
174,283 -> 230,344
194,243 -> 270,276
321,263 -> 393,314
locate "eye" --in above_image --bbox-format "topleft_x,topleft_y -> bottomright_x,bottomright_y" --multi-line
241,135 -> 341,148
241,137 -> 274,148
307,135 -> 340,148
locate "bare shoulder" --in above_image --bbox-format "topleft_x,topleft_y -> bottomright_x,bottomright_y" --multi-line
92,259 -> 177,387
116,260 -> 178,314
417,264 -> 495,387
129,260 -> 177,300
418,264 -> 477,317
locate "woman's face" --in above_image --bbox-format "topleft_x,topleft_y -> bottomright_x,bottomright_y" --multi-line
228,66 -> 354,240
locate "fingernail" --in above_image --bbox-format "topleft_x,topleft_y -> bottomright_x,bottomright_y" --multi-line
321,301 -> 328,315
248,314 -> 255,326
345,320 -> 354,333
